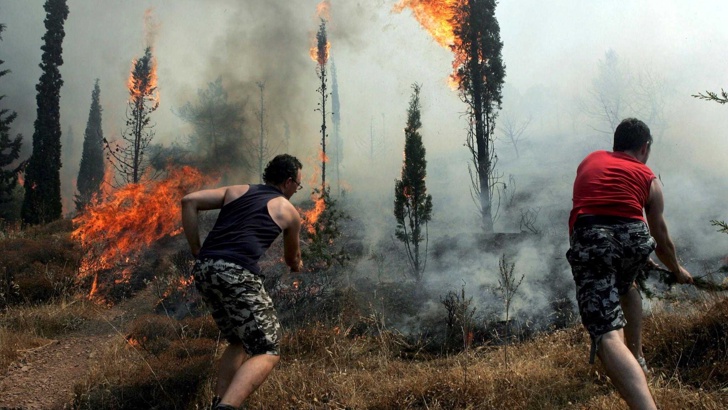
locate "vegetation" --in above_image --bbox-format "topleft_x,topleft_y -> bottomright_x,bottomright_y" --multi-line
314,18 -> 329,192
75,80 -> 105,212
105,47 -> 159,185
453,0 -> 506,234
0,22 -> 24,223
1,213 -> 727,409
176,76 -> 248,182
21,0 -> 69,225
394,83 -> 433,281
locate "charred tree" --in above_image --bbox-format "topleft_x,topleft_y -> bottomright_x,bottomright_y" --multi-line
394,84 -> 433,282
21,0 -> 69,225
331,61 -> 343,196
75,79 -> 105,212
314,19 -> 329,193
0,22 -> 24,221
176,76 -> 247,180
106,47 -> 158,185
453,0 -> 505,234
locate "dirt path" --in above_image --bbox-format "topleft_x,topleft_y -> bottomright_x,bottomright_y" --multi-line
0,292 -> 151,410
0,334 -> 115,410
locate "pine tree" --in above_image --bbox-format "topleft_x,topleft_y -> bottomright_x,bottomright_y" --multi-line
21,0 -> 69,225
75,79 -> 105,212
394,84 -> 433,281
106,46 -> 158,185
452,0 -> 505,234
0,22 -> 24,218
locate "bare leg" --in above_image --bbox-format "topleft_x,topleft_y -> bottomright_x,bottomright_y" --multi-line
216,343 -> 247,397
598,329 -> 656,410
621,284 -> 644,360
220,353 -> 280,407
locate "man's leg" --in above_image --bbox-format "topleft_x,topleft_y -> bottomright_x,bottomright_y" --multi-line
216,342 -> 247,398
598,329 -> 656,410
621,284 -> 643,360
219,353 -> 280,407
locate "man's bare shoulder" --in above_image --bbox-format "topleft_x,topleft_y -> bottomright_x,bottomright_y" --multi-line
268,196 -> 300,229
223,184 -> 250,205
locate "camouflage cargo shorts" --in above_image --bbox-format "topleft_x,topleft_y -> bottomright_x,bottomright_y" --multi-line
566,219 -> 656,362
192,258 -> 281,356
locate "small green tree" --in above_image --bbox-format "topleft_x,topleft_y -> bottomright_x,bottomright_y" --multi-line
75,79 -> 105,212
394,84 -> 433,281
21,0 -> 69,224
0,22 -> 24,221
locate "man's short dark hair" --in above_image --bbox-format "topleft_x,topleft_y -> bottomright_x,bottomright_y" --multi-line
263,154 -> 302,185
613,118 -> 652,152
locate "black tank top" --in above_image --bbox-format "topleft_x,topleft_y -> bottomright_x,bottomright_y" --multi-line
198,184 -> 284,274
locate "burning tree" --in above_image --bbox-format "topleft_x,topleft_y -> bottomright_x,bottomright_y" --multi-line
0,22 -> 24,221
75,79 -> 105,212
453,0 -> 505,234
394,84 -> 433,281
313,18 -> 330,193
396,0 -> 505,233
21,0 -> 69,225
106,46 -> 159,185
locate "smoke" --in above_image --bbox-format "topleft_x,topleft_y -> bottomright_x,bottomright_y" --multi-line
1,0 -> 727,328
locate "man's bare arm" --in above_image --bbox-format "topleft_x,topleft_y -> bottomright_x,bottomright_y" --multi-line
645,179 -> 693,284
282,205 -> 303,272
181,187 -> 228,256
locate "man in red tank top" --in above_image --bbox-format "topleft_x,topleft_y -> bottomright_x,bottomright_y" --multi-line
566,118 -> 693,409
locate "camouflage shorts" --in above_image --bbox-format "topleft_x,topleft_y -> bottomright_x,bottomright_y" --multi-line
566,219 -> 655,362
192,258 -> 281,356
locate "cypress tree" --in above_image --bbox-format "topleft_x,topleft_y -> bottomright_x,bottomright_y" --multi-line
21,0 -> 69,224
75,79 -> 105,212
394,83 -> 433,281
0,22 -> 24,217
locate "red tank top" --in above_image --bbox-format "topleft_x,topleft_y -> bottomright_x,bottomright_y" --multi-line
569,151 -> 655,233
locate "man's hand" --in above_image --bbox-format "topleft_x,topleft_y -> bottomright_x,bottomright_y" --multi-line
673,266 -> 693,284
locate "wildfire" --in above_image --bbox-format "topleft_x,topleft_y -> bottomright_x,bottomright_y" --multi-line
309,1 -> 331,65
127,52 -> 159,104
394,0 -> 466,87
393,0 -> 458,47
72,166 -> 214,281
302,195 -> 326,235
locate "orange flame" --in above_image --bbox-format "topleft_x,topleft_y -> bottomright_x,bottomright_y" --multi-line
127,52 -> 159,105
316,0 -> 331,20
394,0 -> 465,87
72,166 -> 214,282
393,0 -> 457,47
319,150 -> 329,163
309,1 -> 331,65
301,195 -> 326,235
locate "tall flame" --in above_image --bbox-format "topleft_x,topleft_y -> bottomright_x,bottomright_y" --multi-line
72,166 -> 215,279
393,0 -> 458,47
302,195 -> 326,235
394,0 -> 465,86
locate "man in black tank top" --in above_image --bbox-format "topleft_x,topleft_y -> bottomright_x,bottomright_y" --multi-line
182,154 -> 303,410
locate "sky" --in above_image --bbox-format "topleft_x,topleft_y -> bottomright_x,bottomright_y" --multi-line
1,0 -> 727,316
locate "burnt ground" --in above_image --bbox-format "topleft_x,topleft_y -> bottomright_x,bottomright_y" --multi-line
0,289 -> 157,410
